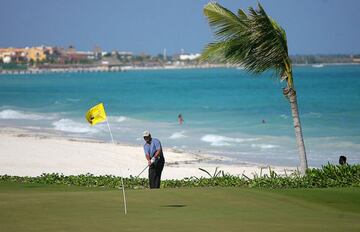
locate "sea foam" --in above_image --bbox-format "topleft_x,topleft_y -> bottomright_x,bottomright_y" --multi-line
114,116 -> 128,122
201,134 -> 259,147
251,144 -> 280,149
169,131 -> 187,139
53,119 -> 98,133
0,109 -> 54,120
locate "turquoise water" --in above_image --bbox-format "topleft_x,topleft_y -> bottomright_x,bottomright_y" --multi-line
1,66 -> 359,167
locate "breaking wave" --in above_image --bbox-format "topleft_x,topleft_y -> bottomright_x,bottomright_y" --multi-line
0,109 -> 54,120
169,131 -> 187,139
52,119 -> 98,133
114,116 -> 128,122
251,144 -> 280,149
201,134 -> 259,147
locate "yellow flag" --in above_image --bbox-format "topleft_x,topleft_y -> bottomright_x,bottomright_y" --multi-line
85,103 -> 107,125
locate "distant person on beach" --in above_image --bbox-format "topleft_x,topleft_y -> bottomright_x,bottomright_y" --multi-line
178,113 -> 184,125
339,155 -> 347,165
143,131 -> 165,189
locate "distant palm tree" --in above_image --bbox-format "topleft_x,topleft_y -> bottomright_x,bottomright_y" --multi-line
201,2 -> 308,175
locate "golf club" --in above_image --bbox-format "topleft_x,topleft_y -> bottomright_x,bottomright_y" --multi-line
136,165 -> 149,178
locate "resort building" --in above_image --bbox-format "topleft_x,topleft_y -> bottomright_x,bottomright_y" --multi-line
0,48 -> 27,63
63,46 -> 95,63
179,53 -> 201,61
26,47 -> 47,62
0,46 -> 48,63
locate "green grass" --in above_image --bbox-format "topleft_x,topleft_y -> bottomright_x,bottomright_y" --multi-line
0,182 -> 359,232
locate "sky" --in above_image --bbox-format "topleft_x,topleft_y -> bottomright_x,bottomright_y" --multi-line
1,0 -> 360,55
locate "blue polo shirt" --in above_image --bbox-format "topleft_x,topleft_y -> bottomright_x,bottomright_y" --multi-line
143,138 -> 163,158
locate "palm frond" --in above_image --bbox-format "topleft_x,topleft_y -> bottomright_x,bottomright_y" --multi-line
201,40 -> 249,64
203,2 -> 247,41
202,2 -> 292,79
200,42 -> 228,62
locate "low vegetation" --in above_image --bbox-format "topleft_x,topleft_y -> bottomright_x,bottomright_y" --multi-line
1,164 -> 359,189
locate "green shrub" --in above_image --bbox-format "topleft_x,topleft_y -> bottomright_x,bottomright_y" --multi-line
1,164 -> 359,189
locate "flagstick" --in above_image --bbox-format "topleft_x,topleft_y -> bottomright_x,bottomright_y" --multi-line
106,118 -> 115,144
106,119 -> 128,215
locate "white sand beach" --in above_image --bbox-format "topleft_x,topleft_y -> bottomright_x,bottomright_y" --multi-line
0,128 -> 296,180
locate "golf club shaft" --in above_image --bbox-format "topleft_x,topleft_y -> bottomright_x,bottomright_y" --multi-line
136,165 -> 149,178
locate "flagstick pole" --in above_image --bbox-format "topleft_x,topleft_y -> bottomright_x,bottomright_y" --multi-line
106,119 -> 115,144
106,119 -> 127,215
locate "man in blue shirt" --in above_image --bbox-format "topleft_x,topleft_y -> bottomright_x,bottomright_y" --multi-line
143,131 -> 165,189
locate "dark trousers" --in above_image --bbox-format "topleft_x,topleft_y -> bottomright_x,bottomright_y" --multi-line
148,156 -> 165,189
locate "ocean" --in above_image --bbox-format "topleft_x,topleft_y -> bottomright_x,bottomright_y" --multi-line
1,65 -> 359,167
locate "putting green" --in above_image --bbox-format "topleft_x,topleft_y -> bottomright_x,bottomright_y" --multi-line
0,182 -> 359,232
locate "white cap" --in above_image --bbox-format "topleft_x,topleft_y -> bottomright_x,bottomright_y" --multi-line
143,130 -> 150,137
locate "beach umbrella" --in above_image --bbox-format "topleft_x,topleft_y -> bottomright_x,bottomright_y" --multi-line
85,103 -> 128,214
201,2 -> 308,175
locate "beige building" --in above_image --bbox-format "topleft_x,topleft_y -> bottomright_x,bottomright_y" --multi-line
0,48 -> 27,63
0,47 -> 47,63
26,47 -> 47,62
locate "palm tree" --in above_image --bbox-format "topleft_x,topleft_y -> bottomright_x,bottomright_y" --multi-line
201,2 -> 308,175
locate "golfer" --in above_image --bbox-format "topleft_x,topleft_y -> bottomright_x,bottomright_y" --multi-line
143,131 -> 165,189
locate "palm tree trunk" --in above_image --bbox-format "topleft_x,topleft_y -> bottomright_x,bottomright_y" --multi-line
288,91 -> 308,175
